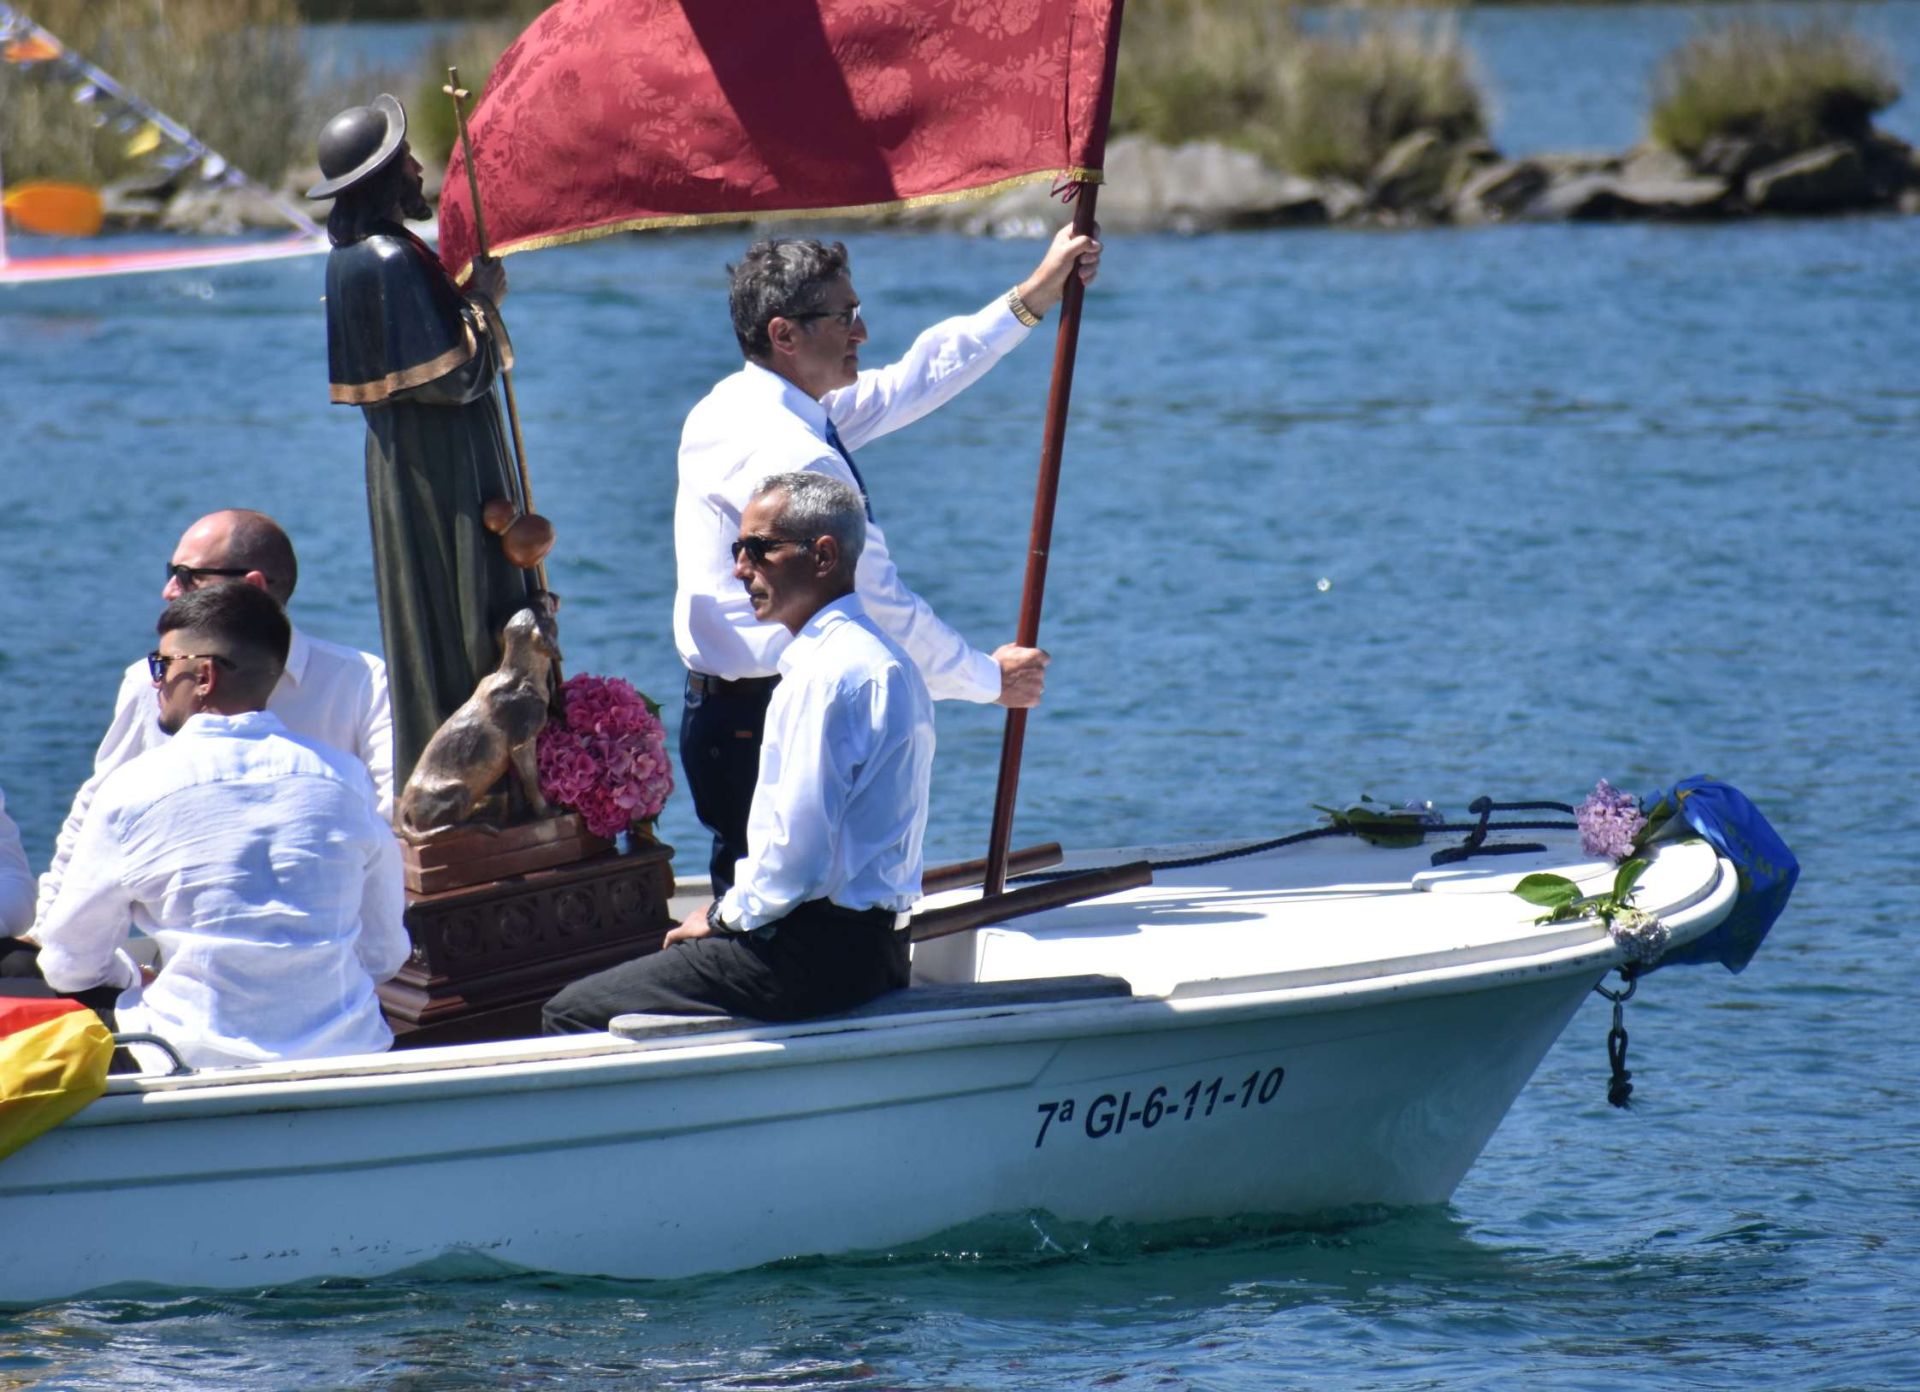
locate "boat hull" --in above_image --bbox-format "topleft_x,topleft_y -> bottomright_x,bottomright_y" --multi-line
4,966 -> 1593,1305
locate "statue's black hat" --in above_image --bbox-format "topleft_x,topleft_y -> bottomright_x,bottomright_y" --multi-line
306,94 -> 407,200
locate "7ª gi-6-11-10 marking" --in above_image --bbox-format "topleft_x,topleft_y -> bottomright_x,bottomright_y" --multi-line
1032,1065 -> 1287,1147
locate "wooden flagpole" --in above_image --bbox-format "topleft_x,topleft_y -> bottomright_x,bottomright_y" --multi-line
982,183 -> 1101,897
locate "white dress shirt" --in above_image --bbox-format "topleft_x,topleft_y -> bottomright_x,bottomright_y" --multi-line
35,710 -> 409,1069
35,625 -> 393,923
0,787 -> 32,937
674,296 -> 1030,702
719,596 -> 935,932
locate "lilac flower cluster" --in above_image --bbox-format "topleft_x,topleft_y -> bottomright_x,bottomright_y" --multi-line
536,674 -> 673,839
1576,779 -> 1647,862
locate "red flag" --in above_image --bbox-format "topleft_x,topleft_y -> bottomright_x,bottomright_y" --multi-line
438,0 -> 1125,282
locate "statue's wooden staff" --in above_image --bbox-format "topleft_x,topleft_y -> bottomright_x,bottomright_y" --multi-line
444,66 -> 550,596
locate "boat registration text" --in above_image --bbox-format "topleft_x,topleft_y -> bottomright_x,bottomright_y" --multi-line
1033,1066 -> 1287,1148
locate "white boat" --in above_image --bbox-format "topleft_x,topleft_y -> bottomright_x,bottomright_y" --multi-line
0,820 -> 1743,1307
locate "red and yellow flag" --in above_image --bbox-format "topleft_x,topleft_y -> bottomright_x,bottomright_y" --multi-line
0,998 -> 113,1161
438,0 -> 1125,282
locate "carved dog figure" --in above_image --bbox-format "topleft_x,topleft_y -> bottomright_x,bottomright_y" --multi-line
396,600 -> 560,840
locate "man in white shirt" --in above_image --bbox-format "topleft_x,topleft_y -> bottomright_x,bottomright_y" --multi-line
547,472 -> 932,1029
674,225 -> 1098,891
23,584 -> 409,1069
34,509 -> 393,924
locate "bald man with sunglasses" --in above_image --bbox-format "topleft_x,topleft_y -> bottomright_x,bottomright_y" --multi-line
32,510 -> 392,926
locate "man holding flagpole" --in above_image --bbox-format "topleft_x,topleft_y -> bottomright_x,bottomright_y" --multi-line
673,225 -> 1099,891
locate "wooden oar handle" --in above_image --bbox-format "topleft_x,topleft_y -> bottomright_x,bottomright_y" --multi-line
921,842 -> 1062,896
910,861 -> 1151,943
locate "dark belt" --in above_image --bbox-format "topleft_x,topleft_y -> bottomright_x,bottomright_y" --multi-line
685,671 -> 780,698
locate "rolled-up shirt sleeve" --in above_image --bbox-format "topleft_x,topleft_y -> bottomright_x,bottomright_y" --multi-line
35,799 -> 139,995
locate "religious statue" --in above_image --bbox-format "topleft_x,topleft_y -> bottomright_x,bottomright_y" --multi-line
309,93 -> 544,787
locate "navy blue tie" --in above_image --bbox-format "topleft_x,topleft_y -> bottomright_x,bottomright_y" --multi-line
823,417 -> 875,522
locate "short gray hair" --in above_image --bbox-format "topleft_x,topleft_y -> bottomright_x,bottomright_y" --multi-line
752,471 -> 865,575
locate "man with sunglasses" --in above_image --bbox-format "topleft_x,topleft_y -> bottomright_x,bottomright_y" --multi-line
674,224 -> 1100,893
31,510 -> 391,927
547,473 -> 929,1030
22,585 -> 408,1068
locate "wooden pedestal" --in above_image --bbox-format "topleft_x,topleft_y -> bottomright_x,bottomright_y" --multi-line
381,838 -> 675,1047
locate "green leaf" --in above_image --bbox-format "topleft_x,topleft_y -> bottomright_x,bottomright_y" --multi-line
1513,873 -> 1581,910
1612,857 -> 1649,903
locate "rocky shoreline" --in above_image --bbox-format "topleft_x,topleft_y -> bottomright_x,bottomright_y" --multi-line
102,125 -> 1920,240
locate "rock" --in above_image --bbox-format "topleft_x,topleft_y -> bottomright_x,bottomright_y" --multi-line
1451,159 -> 1548,223
1317,179 -> 1367,224
1745,142 -> 1874,213
100,187 -> 169,232
160,182 -> 301,235
1612,174 -> 1733,218
1523,175 -> 1639,222
1525,170 -> 1733,222
1530,150 -> 1620,180
1368,130 -> 1453,213
1618,144 -> 1696,185
1695,135 -> 1785,182
1860,131 -> 1920,200
922,136 -> 1339,235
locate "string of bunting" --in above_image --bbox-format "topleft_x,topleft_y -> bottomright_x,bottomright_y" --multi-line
0,3 -> 317,234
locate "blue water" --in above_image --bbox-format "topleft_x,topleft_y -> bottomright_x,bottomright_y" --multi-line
4,14 -> 1920,1390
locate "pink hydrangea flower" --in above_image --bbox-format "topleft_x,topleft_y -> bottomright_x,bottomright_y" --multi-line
1577,779 -> 1647,862
536,674 -> 674,839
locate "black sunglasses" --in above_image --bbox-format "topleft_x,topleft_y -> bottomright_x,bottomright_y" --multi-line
166,563 -> 252,589
729,535 -> 814,565
789,304 -> 861,330
147,650 -> 235,684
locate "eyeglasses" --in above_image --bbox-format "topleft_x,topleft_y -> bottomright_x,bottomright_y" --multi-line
147,650 -> 235,684
790,304 -> 862,331
729,535 -> 814,565
166,563 -> 252,590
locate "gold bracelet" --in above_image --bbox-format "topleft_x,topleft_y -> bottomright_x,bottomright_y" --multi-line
1006,286 -> 1041,328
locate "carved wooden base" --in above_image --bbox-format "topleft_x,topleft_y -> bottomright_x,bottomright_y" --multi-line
400,813 -> 613,895
382,839 -> 674,1047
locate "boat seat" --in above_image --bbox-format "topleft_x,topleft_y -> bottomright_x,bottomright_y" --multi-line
609,973 -> 1131,1041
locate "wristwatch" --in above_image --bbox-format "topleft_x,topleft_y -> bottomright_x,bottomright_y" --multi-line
706,900 -> 736,934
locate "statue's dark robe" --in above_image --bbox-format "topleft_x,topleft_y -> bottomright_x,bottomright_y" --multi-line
326,224 -> 535,787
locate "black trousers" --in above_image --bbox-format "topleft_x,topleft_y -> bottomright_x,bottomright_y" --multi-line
679,675 -> 777,892
541,899 -> 907,1032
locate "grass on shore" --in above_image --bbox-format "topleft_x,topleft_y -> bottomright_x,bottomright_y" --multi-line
0,0 -> 548,192
2,0 -> 309,186
1650,16 -> 1902,159
1113,0 -> 1487,183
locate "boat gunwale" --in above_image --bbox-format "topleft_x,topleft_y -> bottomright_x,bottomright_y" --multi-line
63,852 -> 1737,1126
